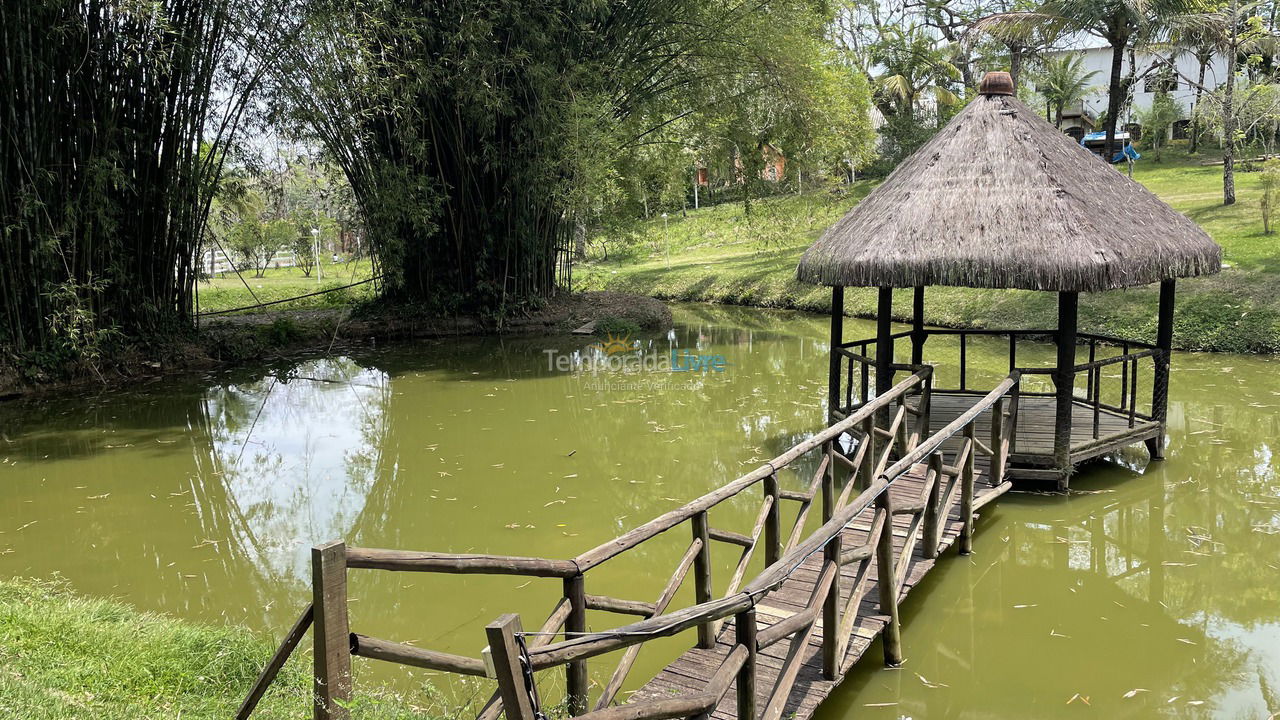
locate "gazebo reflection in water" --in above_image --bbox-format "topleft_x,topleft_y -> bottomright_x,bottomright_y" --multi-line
797,71 -> 1222,490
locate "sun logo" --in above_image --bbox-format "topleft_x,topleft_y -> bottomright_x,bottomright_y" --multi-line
591,332 -> 635,356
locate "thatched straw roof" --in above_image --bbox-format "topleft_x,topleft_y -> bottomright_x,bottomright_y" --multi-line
797,72 -> 1222,292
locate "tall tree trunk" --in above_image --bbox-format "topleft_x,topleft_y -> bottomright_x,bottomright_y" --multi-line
1104,39 -> 1128,160
1055,104 -> 1064,128
1223,9 -> 1238,206
1009,46 -> 1024,90
1190,57 -> 1208,153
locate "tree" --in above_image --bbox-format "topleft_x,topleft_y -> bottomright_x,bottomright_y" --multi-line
1260,159 -> 1280,232
1164,0 -> 1277,204
0,0 -> 297,361
871,25 -> 964,121
1137,90 -> 1185,159
1034,53 -> 1102,126
276,0 -> 867,314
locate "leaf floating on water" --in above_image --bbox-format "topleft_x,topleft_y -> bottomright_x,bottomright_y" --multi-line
863,702 -> 897,707
1066,693 -> 1090,705
1050,629 -> 1070,638
1176,638 -> 1197,645
1186,700 -> 1205,706
1013,604 -> 1038,609
544,500 -> 566,507
563,474 -> 578,479
1122,688 -> 1148,699
915,673 -> 948,688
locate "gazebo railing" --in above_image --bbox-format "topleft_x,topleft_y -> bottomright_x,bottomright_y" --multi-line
836,328 -> 1161,468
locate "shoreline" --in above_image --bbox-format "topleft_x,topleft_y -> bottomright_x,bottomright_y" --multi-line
0,291 -> 671,401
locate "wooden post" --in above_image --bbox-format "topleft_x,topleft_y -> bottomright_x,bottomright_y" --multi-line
822,533 -> 842,680
921,453 -> 943,560
960,425 -> 977,555
485,615 -> 535,720
563,575 -> 588,715
312,541 -> 352,720
735,609 -> 757,720
828,286 -> 845,421
989,397 -> 1006,484
822,442 -> 836,522
763,474 -> 781,566
910,286 -> 925,366
875,286 -> 894,398
1054,291 -> 1079,481
691,511 -> 714,649
875,493 -> 903,666
1149,279 -> 1176,460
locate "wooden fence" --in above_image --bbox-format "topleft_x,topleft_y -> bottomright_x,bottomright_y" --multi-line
237,366 -> 1021,720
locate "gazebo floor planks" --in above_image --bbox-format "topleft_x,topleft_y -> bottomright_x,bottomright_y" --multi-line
630,463 -> 1006,720
914,393 -> 1159,464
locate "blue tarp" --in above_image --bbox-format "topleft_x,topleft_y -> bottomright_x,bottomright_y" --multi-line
1079,132 -> 1139,163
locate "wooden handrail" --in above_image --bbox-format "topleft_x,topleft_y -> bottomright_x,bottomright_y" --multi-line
572,370 -> 930,572
345,548 -> 580,578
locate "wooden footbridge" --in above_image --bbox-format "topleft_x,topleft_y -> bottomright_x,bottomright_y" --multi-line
238,364 -> 1023,720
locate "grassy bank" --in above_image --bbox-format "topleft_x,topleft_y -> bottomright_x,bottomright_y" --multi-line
197,259 -> 379,315
577,149 -> 1280,354
0,578 -> 433,719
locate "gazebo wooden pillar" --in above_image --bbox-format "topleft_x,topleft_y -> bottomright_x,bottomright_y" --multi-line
799,71 -> 1220,489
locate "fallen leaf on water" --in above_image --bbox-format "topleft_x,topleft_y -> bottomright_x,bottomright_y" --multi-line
563,473 -> 578,479
544,500 -> 566,507
863,702 -> 897,707
1066,693 -> 1090,706
1176,638 -> 1197,645
1013,603 -> 1038,609
915,673 -> 948,688
1122,688 -> 1148,699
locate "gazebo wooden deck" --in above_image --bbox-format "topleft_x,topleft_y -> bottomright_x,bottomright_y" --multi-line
798,71 -> 1222,489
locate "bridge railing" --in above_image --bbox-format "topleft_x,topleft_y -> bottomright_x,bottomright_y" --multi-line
238,368 -> 1021,720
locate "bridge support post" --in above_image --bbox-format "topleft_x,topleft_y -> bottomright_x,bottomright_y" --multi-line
874,493 -> 903,666
822,532 -> 843,680
691,511 -> 715,649
563,575 -> 589,715
763,473 -> 781,567
312,541 -> 352,720
959,424 -> 977,555
922,453 -> 943,560
485,615 -> 534,720
735,609 -> 757,720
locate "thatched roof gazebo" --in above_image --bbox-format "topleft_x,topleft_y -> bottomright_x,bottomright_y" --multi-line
798,71 -> 1221,488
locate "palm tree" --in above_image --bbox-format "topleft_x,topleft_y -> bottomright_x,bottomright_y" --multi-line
1034,53 -> 1101,127
871,26 -> 963,122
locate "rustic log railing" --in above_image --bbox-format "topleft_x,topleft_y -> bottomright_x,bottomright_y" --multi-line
237,367 -> 1021,720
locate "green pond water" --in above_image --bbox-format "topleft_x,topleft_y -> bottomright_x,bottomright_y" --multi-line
1,303 -> 1278,718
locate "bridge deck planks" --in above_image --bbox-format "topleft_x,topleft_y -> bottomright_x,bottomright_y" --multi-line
631,461 -> 1005,720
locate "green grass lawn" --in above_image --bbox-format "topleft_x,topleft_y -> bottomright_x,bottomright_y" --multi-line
577,148 -> 1280,354
197,258 -> 378,315
0,578 -> 437,719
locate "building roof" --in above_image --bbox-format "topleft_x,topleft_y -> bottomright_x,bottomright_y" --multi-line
796,73 -> 1221,292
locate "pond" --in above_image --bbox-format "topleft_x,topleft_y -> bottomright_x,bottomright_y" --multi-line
1,303 -> 1277,718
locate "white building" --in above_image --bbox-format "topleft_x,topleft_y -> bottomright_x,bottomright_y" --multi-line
1038,44 -> 1229,132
